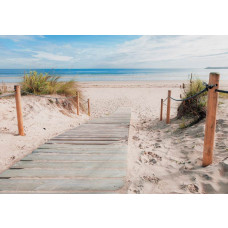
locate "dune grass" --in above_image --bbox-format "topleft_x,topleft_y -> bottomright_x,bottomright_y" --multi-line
177,79 -> 207,127
21,71 -> 78,96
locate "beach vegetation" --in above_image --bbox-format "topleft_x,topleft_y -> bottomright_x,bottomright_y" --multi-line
177,79 -> 207,127
21,71 -> 78,96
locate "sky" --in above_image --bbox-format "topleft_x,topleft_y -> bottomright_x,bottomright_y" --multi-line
0,35 -> 228,69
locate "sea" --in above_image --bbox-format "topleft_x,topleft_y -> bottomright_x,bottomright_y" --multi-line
1,68 -> 228,83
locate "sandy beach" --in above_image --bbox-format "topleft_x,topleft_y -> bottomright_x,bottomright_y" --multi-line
1,81 -> 228,193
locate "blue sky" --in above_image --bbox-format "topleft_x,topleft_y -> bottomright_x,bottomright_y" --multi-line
0,35 -> 228,68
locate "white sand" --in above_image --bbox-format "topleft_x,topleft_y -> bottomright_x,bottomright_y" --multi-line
1,81 -> 228,193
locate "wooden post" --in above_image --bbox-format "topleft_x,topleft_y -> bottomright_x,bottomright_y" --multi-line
88,99 -> 90,116
202,73 -> 220,167
160,99 -> 163,121
166,90 -> 171,124
76,91 -> 79,115
14,85 -> 25,136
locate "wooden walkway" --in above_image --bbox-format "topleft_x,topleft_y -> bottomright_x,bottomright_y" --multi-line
0,107 -> 131,193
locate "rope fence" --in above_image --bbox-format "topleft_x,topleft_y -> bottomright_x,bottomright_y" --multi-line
0,86 -> 91,136
215,89 -> 228,94
160,83 -> 219,122
159,72 -> 228,167
169,87 -> 208,102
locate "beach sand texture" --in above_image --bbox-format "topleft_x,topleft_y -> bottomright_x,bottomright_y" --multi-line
1,81 -> 228,193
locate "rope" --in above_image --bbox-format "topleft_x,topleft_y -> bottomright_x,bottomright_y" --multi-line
0,93 -> 15,98
169,87 -> 207,102
215,89 -> 228,94
169,83 -> 216,102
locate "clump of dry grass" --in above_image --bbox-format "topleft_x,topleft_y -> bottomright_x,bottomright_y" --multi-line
20,71 -> 88,113
21,71 -> 78,96
177,79 -> 207,127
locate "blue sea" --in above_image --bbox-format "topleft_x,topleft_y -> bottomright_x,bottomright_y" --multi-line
1,68 -> 228,83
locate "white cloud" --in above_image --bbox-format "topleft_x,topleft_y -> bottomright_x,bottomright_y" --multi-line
106,36 -> 228,67
33,51 -> 73,62
1,35 -> 228,68
47,35 -> 228,68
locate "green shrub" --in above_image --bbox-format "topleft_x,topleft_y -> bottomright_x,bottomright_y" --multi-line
21,71 -> 78,96
177,79 -> 207,126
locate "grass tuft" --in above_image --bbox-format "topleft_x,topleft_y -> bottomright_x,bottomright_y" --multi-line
21,71 -> 78,96
177,79 -> 207,126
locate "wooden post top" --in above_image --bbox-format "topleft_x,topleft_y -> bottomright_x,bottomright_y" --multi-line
210,72 -> 220,75
209,72 -> 220,86
14,85 -> 20,91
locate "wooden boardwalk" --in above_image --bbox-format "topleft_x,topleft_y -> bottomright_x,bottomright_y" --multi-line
0,107 -> 131,193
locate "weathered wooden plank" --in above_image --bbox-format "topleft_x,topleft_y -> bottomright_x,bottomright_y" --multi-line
32,150 -> 126,154
57,134 -> 128,138
11,161 -> 126,169
34,143 -> 127,154
69,124 -> 129,126
0,179 -> 125,191
21,153 -> 126,161
39,143 -> 126,149
0,168 -> 126,179
33,148 -> 126,154
56,131 -> 129,134
54,131 -> 127,135
51,138 -> 125,141
46,140 -> 127,145
64,132 -> 128,134
55,134 -> 127,137
58,130 -> 128,134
